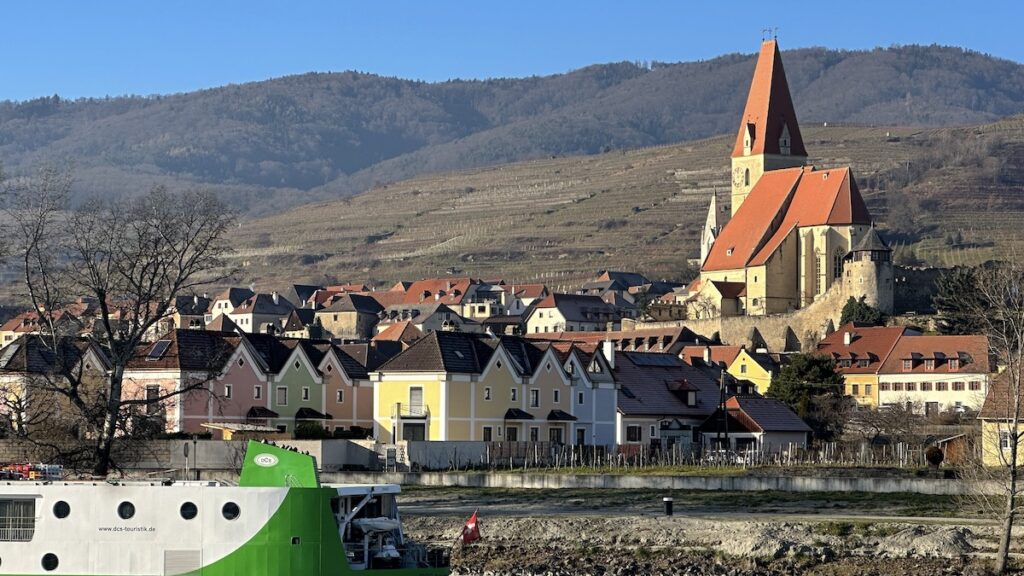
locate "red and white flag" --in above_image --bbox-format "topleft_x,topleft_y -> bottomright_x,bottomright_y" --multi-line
461,509 -> 481,545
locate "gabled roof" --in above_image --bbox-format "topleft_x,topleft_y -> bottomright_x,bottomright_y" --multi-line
282,309 -> 318,332
214,287 -> 255,307
320,345 -> 371,380
532,293 -> 618,323
816,322 -> 907,374
231,293 -> 294,316
595,271 -> 650,287
700,396 -> 811,434
401,277 -> 480,305
174,294 -> 212,316
237,332 -> 295,374
879,335 -> 991,375
372,321 -> 424,344
205,314 -> 239,333
338,343 -> 393,372
319,293 -> 384,315
0,335 -> 105,374
680,345 -> 742,368
614,352 -> 720,418
703,167 -> 872,272
502,284 -> 548,300
732,40 -> 806,159
377,331 -> 497,374
128,329 -> 238,372
980,368 -> 1024,420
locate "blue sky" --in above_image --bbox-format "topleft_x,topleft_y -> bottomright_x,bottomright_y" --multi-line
1,1 -> 1020,101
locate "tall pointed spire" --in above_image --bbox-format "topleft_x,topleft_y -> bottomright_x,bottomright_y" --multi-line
731,40 -> 807,159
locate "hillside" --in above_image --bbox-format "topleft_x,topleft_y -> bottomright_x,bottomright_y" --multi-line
228,116 -> 1024,290
2,45 -> 1023,215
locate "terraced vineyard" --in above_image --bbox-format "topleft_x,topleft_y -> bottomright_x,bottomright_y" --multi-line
230,117 -> 1024,290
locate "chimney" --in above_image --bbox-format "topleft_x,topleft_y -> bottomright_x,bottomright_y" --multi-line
446,281 -> 453,291
193,294 -> 199,306
272,291 -> 279,306
703,346 -> 711,365
843,331 -> 854,346
603,339 -> 615,370
434,293 -> 440,302
202,292 -> 208,299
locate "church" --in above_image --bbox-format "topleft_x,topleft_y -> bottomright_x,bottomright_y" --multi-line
693,40 -> 893,318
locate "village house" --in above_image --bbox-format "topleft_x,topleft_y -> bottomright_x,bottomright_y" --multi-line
371,331 -> 598,444
612,351 -> 721,450
876,334 -> 992,415
172,293 -> 212,330
0,335 -> 110,437
816,322 -> 912,407
207,287 -> 255,320
372,321 -> 425,350
680,345 -> 779,394
376,303 -> 478,335
551,342 -> 618,446
501,284 -> 549,316
226,291 -> 295,334
281,308 -> 325,339
315,293 -> 384,340
526,293 -> 622,334
698,396 -> 811,453
978,368 -> 1024,467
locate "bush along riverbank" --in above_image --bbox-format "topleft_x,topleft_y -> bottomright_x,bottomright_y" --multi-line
404,515 -> 995,576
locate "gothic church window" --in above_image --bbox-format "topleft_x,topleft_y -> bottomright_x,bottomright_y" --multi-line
744,168 -> 750,187
833,250 -> 844,279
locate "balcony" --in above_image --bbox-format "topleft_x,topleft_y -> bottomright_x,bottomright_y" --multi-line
392,402 -> 430,419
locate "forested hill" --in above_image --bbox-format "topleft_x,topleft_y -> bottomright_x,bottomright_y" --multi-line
1,44 -> 1023,215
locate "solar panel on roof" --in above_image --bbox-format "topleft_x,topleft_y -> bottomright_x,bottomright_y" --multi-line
625,352 -> 681,367
147,340 -> 171,361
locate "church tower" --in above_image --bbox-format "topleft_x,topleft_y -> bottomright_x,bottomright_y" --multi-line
730,40 -> 807,215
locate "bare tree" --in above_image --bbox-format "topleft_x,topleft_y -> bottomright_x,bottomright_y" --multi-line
957,259 -> 1024,574
847,398 -> 923,446
3,166 -> 235,475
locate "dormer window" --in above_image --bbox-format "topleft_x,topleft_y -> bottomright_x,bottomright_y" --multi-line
948,358 -> 960,370
925,359 -> 935,371
902,359 -> 912,372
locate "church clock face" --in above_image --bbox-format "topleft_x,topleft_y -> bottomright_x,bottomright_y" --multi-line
732,166 -> 744,186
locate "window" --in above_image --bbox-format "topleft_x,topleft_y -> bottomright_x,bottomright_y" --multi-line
925,359 -> 935,371
865,384 -> 872,395
496,360 -> 502,369
498,427 -> 503,437
302,387 -> 310,401
224,384 -> 232,399
833,250 -> 844,279
553,390 -> 560,403
879,383 -> 891,392
276,387 -> 288,406
902,360 -> 912,372
578,392 -> 584,405
839,359 -> 852,368
529,427 -> 539,442
238,357 -> 245,367
893,383 -> 904,392
482,426 -> 492,442
1001,431 -> 1014,450
936,382 -> 949,391
858,359 -> 870,368
336,390 -> 344,403
815,256 -> 823,294
254,386 -> 262,400
947,358 -> 960,370
529,389 -> 540,408
222,502 -> 240,521
549,427 -> 563,444
409,387 -> 424,414
180,502 -> 198,520
740,364 -> 747,374
0,499 -> 35,541
484,387 -> 492,401
53,501 -> 70,519
649,425 -> 656,438
970,381 -> 982,391
117,502 -> 136,520
921,382 -> 932,391
851,384 -> 859,396
743,168 -> 750,186
511,389 -> 517,402
145,385 -> 160,416
953,382 -> 965,392
42,553 -> 59,571
626,425 -> 642,442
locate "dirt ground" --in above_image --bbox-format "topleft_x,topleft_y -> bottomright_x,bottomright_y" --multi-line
398,487 -> 1008,575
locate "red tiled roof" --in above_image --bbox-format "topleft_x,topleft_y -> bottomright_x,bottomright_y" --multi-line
372,320 -> 424,343
704,167 -> 872,271
732,40 -> 806,159
401,277 -> 478,305
503,283 -> 548,299
816,322 -> 907,374
680,345 -> 742,367
702,168 -> 802,271
365,290 -> 407,308
878,335 -> 991,375
980,367 -> 1024,420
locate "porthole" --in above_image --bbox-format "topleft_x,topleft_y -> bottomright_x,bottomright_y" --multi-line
42,553 -> 58,571
180,502 -> 198,520
53,501 -> 70,519
222,502 -> 240,520
118,501 -> 136,520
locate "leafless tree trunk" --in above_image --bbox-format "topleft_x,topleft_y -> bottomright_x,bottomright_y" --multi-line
3,166 -> 235,476
956,258 -> 1024,574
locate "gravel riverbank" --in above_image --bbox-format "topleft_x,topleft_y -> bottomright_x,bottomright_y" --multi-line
403,515 -> 996,575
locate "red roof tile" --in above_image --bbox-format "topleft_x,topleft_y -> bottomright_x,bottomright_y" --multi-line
879,335 -> 991,375
816,322 -> 907,374
731,40 -> 807,159
680,345 -> 742,367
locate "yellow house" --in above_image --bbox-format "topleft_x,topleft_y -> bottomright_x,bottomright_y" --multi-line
371,331 -> 575,443
816,323 -> 909,408
979,368 -> 1022,467
727,349 -> 778,394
